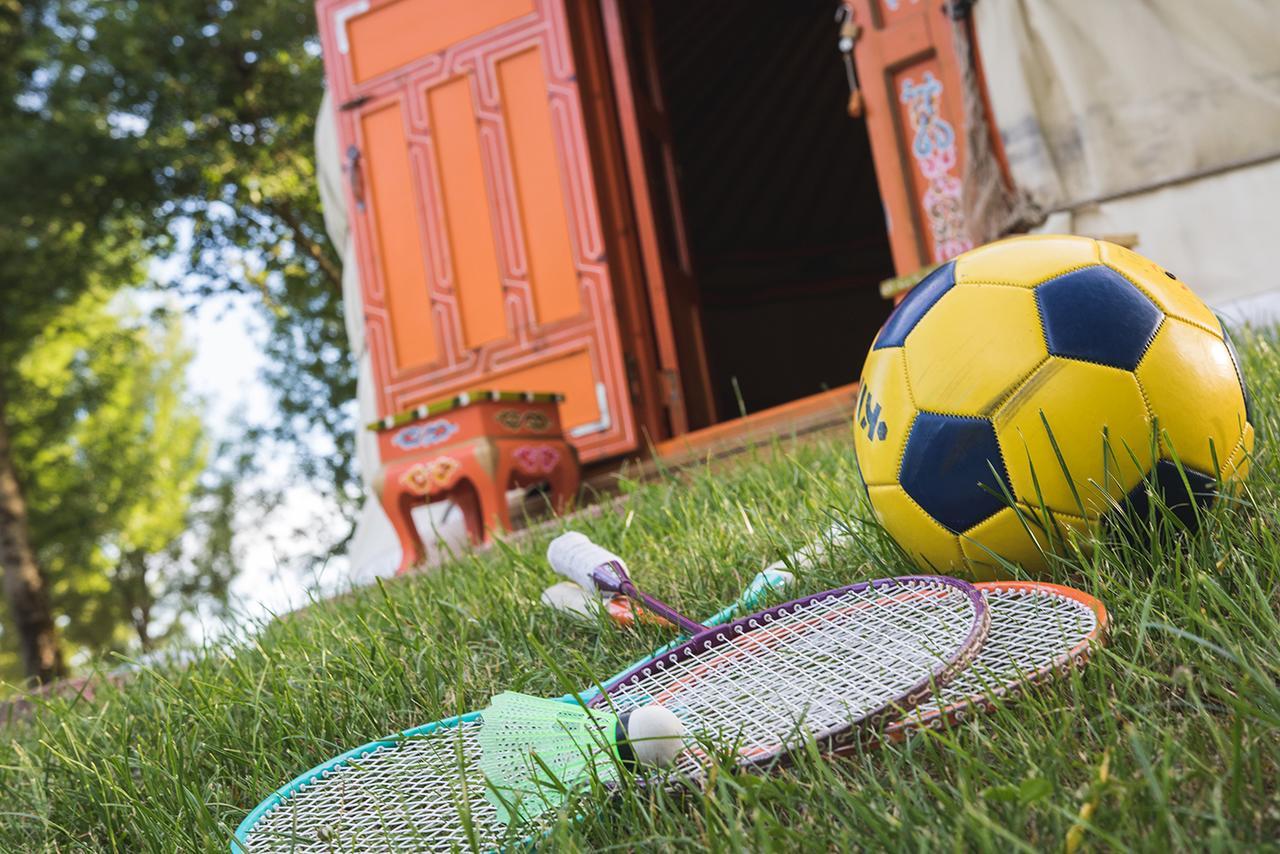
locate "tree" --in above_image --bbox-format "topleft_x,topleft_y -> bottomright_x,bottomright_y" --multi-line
1,289 -> 224,676
1,0 -> 359,679
73,0 -> 361,538
0,0 -> 169,683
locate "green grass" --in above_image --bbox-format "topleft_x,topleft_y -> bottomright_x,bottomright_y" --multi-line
3,330 -> 1280,852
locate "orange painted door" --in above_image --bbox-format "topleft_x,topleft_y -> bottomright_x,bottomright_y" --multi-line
316,0 -> 638,461
846,0 -> 974,275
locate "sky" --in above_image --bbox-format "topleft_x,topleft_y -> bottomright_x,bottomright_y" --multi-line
147,274 -> 354,633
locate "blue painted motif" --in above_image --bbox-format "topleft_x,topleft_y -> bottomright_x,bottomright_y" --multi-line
391,418 -> 460,451
899,412 -> 1011,533
1036,266 -> 1163,370
898,72 -> 971,262
873,261 -> 956,350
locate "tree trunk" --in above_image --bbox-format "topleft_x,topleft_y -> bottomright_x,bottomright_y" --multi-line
0,393 -> 64,684
119,550 -> 154,654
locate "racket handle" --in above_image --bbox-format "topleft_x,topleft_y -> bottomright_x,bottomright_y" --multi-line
547,532 -> 626,595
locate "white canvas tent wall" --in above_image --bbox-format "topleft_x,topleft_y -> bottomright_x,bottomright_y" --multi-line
974,0 -> 1280,320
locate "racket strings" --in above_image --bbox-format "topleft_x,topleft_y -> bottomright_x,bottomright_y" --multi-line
243,719 -> 512,852
242,580 -> 990,848
901,588 -> 1098,723
605,581 -> 979,772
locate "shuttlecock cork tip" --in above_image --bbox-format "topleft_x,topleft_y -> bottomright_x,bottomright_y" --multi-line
622,703 -> 688,768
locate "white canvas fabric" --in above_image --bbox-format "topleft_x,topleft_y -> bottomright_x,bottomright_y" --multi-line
975,0 -> 1280,212
316,91 -> 404,575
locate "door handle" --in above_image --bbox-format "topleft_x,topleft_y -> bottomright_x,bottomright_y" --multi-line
346,144 -> 366,212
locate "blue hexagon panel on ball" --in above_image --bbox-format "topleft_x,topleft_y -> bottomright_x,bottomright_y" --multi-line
1036,266 -> 1163,370
898,413 -> 1011,534
872,261 -> 955,350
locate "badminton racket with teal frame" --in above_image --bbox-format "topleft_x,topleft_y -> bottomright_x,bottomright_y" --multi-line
232,550 -> 793,851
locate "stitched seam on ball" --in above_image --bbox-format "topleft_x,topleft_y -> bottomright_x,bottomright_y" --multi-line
1106,264 -> 1223,341
896,487 -> 965,560
1133,314 -> 1164,368
898,346 -> 919,411
1031,283 -> 1051,353
1046,353 -> 1152,374
989,426 -> 1017,515
1165,313 -> 1228,349
894,409 -> 919,485
959,261 -> 1101,289
1021,504 -> 1090,525
1131,369 -> 1156,429
895,348 -> 919,484
1220,425 -> 1250,479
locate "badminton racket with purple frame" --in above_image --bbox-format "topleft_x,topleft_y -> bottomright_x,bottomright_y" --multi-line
534,533 -> 990,787
232,554 -> 794,852
550,535 -> 1109,747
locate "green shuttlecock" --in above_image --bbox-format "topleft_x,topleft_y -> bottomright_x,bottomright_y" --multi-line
478,692 -> 687,826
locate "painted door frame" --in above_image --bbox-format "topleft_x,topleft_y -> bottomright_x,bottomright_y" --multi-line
596,0 -> 720,434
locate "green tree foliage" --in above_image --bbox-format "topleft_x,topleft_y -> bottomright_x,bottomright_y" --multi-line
0,0 -> 174,682
3,0 -> 354,678
7,0 -> 356,519
66,0 -> 360,537
0,290 -> 227,678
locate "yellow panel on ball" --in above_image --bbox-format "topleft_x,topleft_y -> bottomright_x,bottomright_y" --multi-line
1137,317 -> 1249,478
959,504 -> 1091,580
904,285 -> 1047,416
853,346 -> 918,487
866,484 -> 964,571
994,358 -> 1152,516
1098,241 -> 1222,337
954,234 -> 1099,288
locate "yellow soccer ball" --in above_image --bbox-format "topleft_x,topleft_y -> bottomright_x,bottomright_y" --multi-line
854,235 -> 1255,579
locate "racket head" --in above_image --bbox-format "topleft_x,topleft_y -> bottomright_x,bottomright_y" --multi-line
593,575 -> 989,771
232,712 -> 500,852
883,580 -> 1109,740
232,568 -> 789,851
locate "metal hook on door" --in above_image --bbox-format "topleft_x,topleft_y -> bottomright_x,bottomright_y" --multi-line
346,144 -> 366,212
834,4 -> 864,118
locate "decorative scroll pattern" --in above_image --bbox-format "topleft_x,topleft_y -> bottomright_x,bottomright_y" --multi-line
399,457 -> 462,494
496,409 -> 551,432
900,71 -> 972,263
391,419 -> 460,450
512,444 -> 560,474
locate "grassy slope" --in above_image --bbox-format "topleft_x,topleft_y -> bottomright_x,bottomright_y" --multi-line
2,332 -> 1279,852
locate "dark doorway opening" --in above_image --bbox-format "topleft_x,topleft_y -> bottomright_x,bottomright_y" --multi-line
621,0 -> 896,423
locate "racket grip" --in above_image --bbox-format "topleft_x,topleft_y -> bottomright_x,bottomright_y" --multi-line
547,532 -> 626,594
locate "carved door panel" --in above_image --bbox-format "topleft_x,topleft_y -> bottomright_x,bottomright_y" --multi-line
847,0 -> 974,275
316,0 -> 638,460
